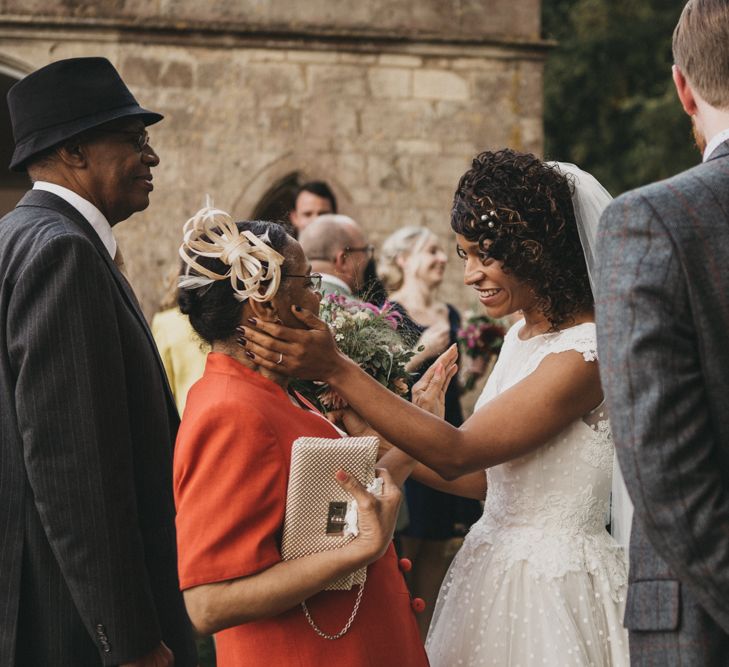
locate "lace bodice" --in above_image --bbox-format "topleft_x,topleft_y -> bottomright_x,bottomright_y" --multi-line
465,321 -> 626,596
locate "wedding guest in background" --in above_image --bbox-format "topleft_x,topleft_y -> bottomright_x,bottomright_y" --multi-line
173,206 -> 427,666
299,214 -> 373,297
597,0 -> 729,662
378,225 -> 482,638
0,57 -> 195,667
289,180 -> 337,235
152,266 -> 207,415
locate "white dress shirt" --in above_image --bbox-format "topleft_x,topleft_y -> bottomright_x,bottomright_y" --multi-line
319,272 -> 353,296
32,181 -> 117,259
703,126 -> 729,162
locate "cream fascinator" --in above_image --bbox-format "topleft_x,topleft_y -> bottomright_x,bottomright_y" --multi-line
178,199 -> 285,303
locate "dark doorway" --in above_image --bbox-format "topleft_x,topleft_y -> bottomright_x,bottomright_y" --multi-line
250,171 -> 301,235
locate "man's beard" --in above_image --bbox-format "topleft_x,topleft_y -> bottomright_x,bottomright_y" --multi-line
692,116 -> 707,154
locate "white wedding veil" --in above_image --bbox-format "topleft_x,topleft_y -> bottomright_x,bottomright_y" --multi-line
549,162 -> 634,554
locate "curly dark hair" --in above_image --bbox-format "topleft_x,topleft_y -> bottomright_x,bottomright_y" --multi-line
178,220 -> 295,344
451,149 -> 592,329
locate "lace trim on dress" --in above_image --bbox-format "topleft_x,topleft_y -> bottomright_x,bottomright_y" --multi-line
579,418 -> 614,472
462,499 -> 627,603
539,323 -> 598,363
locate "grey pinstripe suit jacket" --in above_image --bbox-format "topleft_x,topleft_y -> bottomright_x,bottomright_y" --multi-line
0,190 -> 196,666
596,141 -> 729,666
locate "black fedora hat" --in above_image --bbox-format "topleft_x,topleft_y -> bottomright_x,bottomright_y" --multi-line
7,57 -> 163,172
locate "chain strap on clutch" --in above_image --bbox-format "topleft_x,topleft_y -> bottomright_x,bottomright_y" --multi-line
301,583 -> 366,640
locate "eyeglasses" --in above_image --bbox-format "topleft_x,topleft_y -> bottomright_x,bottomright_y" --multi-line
88,128 -> 150,152
283,272 -> 323,291
344,244 -> 375,260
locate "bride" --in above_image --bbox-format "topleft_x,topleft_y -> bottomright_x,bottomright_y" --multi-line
240,149 -> 630,666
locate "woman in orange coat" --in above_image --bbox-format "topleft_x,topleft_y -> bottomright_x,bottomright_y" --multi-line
173,205 -> 428,667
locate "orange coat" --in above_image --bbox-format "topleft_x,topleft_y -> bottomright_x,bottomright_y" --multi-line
174,353 -> 428,666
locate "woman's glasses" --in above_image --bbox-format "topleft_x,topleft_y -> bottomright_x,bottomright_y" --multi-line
283,272 -> 323,292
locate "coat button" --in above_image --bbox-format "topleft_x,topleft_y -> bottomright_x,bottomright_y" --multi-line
398,557 -> 412,572
411,597 -> 426,613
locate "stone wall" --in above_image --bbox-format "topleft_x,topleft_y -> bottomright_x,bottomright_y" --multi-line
0,3 -> 546,320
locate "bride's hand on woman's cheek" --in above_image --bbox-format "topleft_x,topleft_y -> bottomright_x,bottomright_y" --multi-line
241,306 -> 343,381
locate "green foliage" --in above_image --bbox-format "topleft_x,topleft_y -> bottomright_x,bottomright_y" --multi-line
543,0 -> 700,196
291,294 -> 414,411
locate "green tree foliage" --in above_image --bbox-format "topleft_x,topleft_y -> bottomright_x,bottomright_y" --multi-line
543,0 -> 700,196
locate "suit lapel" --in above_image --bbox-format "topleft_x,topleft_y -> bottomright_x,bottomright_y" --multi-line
16,190 -> 178,412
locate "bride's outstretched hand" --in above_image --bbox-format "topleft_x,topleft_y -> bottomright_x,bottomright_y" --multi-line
412,344 -> 459,419
240,306 -> 342,380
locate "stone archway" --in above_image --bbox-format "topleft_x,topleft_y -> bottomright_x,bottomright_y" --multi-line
0,56 -> 32,216
250,171 -> 302,232
233,153 -> 354,230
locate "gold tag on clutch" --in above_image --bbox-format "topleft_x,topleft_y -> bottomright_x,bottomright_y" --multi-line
326,501 -> 348,534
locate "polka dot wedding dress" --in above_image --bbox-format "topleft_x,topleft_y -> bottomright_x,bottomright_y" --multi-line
426,321 -> 629,667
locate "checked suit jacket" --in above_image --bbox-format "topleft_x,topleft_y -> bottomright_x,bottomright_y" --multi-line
0,190 -> 196,666
596,141 -> 729,666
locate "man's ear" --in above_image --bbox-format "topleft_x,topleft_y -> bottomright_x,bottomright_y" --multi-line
673,65 -> 698,117
248,298 -> 280,322
55,139 -> 88,169
332,249 -> 348,270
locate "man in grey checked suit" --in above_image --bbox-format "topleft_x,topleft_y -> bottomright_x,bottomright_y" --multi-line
596,1 -> 729,664
0,58 -> 196,666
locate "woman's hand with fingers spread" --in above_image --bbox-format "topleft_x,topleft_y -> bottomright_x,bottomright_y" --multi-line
412,344 -> 459,419
238,306 -> 346,381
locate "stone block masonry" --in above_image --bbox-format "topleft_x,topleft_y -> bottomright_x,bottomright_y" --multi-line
0,0 -> 547,321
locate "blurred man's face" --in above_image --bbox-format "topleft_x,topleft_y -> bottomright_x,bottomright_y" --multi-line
290,191 -> 334,232
341,226 -> 371,291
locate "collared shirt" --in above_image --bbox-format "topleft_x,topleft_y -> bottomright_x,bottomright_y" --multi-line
33,181 -> 117,259
703,126 -> 729,162
319,272 -> 353,297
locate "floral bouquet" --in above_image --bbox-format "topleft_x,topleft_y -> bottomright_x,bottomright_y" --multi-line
457,310 -> 506,391
291,293 -> 415,412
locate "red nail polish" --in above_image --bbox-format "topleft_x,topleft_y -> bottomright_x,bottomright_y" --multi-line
237,337 -> 247,347
248,318 -> 257,325
245,351 -> 255,359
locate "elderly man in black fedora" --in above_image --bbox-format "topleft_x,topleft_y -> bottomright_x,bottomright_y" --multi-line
0,58 -> 196,666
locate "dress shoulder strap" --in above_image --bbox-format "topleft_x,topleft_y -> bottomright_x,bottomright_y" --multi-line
540,322 -> 598,362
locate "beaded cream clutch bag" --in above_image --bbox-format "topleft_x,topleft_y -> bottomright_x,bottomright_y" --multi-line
281,435 -> 379,591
